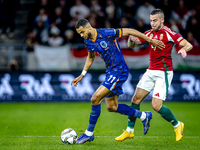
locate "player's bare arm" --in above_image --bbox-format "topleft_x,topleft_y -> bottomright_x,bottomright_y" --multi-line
71,52 -> 95,87
83,51 -> 95,71
128,35 -> 143,48
122,28 -> 165,50
177,39 -> 193,58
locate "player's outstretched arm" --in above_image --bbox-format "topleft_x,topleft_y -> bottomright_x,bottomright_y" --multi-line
71,52 -> 95,87
177,39 -> 193,58
122,28 -> 165,50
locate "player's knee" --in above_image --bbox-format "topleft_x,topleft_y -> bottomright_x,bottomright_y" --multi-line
107,105 -> 117,112
151,102 -> 161,112
131,95 -> 141,104
91,94 -> 100,105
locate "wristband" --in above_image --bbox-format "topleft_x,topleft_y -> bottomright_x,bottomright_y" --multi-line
81,70 -> 87,76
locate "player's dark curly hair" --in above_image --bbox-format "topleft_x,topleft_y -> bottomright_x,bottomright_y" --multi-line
75,19 -> 89,29
151,9 -> 164,18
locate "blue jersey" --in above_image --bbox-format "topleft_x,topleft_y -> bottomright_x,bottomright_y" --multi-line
84,28 -> 129,74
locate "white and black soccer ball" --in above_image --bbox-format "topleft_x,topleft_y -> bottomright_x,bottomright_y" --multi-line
61,128 -> 78,144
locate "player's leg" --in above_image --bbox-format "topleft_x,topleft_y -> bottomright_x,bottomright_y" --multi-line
105,94 -> 118,112
115,87 -> 150,141
116,70 -> 154,141
106,95 -> 134,140
76,85 -> 112,144
105,93 -> 152,137
152,97 -> 184,141
152,97 -> 178,123
128,88 -> 149,132
104,82 -> 149,123
153,70 -> 184,141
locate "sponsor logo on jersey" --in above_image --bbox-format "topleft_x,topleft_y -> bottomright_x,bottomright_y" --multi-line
149,34 -> 153,39
100,41 -> 107,48
160,34 -> 163,40
100,41 -> 109,50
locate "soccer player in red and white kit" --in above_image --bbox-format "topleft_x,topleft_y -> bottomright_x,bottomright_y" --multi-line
115,9 -> 193,142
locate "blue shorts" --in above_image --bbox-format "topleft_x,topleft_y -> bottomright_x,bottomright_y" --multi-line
102,71 -> 129,98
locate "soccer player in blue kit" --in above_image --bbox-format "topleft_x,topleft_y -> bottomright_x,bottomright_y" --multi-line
71,18 -> 165,144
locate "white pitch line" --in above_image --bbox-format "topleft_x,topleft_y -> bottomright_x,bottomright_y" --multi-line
1,136 -> 199,138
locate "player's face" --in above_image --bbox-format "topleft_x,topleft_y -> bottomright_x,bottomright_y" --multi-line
76,26 -> 91,40
150,14 -> 164,32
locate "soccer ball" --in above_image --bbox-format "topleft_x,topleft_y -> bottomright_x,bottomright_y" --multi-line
60,128 -> 78,144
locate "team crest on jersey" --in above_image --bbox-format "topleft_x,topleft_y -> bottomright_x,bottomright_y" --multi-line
149,34 -> 153,39
100,41 -> 109,50
160,34 -> 163,40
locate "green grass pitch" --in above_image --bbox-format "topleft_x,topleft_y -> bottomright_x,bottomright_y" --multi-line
0,102 -> 200,150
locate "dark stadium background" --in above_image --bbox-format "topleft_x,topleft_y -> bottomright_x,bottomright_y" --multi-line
0,0 -> 199,102
0,1 -> 200,150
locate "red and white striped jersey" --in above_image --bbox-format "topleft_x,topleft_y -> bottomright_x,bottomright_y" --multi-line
138,26 -> 184,71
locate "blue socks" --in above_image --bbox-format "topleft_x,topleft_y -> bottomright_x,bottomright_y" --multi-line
116,103 -> 142,118
87,104 -> 101,132
86,103 -> 142,134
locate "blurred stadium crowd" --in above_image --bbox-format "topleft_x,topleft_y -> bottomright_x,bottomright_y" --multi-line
0,0 -> 199,56
22,0 -> 200,50
0,0 -> 199,48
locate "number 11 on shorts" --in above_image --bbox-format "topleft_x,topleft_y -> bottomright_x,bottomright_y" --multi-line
108,75 -> 116,83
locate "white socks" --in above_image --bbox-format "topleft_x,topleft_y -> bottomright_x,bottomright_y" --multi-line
126,111 -> 146,133
140,112 -> 146,121
85,130 -> 93,136
174,122 -> 180,128
126,127 -> 134,133
126,112 -> 146,133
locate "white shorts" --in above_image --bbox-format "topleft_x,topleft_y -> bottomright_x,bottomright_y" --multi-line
137,69 -> 173,100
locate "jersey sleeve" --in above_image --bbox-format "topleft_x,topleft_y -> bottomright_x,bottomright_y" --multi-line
85,44 -> 94,53
163,26 -> 184,45
138,31 -> 150,44
170,32 -> 184,45
102,28 -> 123,39
84,40 -> 95,53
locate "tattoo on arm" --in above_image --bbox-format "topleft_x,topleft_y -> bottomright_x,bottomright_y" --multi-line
134,40 -> 142,46
128,37 -> 142,48
89,52 -> 95,58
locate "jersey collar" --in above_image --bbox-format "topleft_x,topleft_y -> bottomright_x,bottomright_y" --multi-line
154,25 -> 164,33
91,28 -> 97,42
160,25 -> 164,31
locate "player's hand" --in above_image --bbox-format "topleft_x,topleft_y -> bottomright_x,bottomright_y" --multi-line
71,75 -> 84,87
178,49 -> 187,58
151,39 -> 165,50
